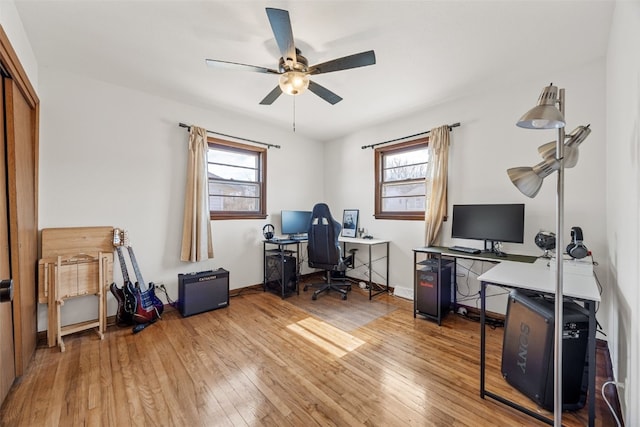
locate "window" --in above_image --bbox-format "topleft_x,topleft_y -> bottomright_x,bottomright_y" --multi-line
374,137 -> 429,220
207,137 -> 267,220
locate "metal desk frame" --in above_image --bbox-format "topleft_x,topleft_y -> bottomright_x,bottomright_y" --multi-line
339,236 -> 390,300
478,260 -> 599,427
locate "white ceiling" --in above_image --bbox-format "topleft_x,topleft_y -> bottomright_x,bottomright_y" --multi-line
15,0 -> 614,142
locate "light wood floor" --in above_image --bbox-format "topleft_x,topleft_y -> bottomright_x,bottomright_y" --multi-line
0,285 -> 618,426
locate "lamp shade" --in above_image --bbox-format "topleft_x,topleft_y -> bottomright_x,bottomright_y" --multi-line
537,124 -> 591,168
516,85 -> 566,129
278,71 -> 310,95
507,157 -> 559,198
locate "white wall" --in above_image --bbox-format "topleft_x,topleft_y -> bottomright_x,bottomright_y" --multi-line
324,60 -> 607,317
0,0 -> 37,88
37,68 -> 324,329
605,1 -> 640,423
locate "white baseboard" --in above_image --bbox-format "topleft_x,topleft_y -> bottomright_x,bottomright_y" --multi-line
393,286 -> 414,300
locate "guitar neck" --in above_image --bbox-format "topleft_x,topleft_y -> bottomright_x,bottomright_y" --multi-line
115,246 -> 130,282
127,246 -> 147,291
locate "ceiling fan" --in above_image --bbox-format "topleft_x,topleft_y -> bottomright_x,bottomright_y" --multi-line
205,7 -> 376,105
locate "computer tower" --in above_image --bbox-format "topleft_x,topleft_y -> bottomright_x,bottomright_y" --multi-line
415,260 -> 452,320
265,255 -> 297,294
178,268 -> 229,317
501,289 -> 589,411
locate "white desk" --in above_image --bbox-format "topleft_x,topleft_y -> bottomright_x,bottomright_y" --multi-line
339,236 -> 390,300
477,259 -> 600,426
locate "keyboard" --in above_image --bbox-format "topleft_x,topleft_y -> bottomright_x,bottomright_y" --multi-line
449,245 -> 481,254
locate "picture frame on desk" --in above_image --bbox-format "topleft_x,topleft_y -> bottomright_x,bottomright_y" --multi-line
341,209 -> 359,237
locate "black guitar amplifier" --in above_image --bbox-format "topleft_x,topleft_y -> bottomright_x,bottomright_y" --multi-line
178,268 -> 229,317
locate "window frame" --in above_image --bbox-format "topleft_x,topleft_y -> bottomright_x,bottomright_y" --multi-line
374,136 -> 429,221
207,137 -> 267,220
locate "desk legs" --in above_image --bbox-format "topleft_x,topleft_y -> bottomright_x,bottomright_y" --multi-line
480,281 -> 555,425
480,281 -> 486,398
368,242 -> 390,300
587,300 -> 596,426
342,241 -> 389,300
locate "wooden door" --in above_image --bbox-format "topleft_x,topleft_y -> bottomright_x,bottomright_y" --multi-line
4,76 -> 38,376
0,75 -> 15,404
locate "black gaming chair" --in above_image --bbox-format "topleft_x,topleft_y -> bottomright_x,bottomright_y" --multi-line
304,203 -> 353,300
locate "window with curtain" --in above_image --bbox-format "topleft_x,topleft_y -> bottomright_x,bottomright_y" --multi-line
207,137 -> 267,220
374,137 -> 429,220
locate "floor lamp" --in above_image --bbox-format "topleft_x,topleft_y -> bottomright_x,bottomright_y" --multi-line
507,84 -> 590,427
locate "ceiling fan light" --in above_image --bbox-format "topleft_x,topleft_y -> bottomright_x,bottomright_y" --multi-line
279,71 -> 309,96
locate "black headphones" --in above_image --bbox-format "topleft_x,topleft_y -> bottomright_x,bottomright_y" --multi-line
262,224 -> 275,240
566,226 -> 588,259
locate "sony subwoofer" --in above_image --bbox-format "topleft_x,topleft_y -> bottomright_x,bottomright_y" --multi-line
501,289 -> 589,411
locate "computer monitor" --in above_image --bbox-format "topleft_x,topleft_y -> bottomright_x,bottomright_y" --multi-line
281,210 -> 312,239
451,204 -> 525,252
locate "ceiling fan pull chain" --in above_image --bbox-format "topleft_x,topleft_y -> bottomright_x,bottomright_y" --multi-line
293,96 -> 296,132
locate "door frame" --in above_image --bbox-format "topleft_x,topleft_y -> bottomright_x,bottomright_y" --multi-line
0,24 -> 40,378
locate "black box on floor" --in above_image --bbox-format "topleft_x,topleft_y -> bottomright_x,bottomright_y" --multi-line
178,268 -> 229,317
265,255 -> 297,295
501,289 -> 589,411
415,261 -> 452,320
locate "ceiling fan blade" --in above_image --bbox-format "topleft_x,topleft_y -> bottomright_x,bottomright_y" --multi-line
308,50 -> 376,75
308,80 -> 342,105
205,59 -> 279,74
259,86 -> 283,105
266,8 -> 296,63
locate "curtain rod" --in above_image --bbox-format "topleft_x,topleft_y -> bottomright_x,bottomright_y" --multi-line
178,123 -> 281,149
361,122 -> 461,149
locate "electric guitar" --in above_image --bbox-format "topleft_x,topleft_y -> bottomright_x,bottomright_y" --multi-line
110,228 -> 163,324
110,229 -> 135,325
126,244 -> 164,323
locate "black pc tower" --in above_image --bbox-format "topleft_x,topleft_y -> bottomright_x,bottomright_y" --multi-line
415,259 -> 452,322
265,254 -> 297,295
501,289 -> 589,411
178,268 -> 229,317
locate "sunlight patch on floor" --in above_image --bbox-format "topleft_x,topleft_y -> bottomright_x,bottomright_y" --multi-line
287,317 -> 365,358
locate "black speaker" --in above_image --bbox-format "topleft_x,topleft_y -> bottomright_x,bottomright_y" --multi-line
566,226 -> 588,259
415,261 -> 452,319
501,290 -> 589,411
265,255 -> 297,294
178,269 -> 229,317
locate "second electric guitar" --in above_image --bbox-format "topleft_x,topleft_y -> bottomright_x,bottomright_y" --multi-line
126,245 -> 164,323
112,228 -> 164,324
110,229 -> 135,325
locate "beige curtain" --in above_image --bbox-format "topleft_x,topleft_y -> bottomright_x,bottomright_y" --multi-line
424,125 -> 451,246
180,126 -> 214,262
